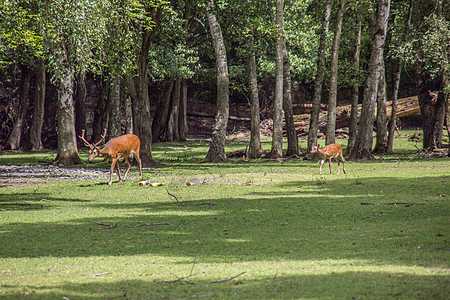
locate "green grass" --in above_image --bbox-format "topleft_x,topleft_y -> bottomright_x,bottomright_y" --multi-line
0,134 -> 449,299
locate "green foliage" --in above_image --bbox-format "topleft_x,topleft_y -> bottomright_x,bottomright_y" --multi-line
0,136 -> 449,298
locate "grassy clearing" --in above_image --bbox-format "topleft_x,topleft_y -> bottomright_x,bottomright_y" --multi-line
0,134 -> 449,299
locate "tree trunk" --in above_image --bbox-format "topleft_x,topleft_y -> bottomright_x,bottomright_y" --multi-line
167,78 -> 181,142
178,79 -> 188,141
6,65 -> 31,150
347,15 -> 362,155
29,60 -> 46,151
54,74 -> 83,166
204,0 -> 230,162
326,0 -> 346,145
387,61 -> 400,153
283,38 -> 299,157
74,73 -> 87,142
107,77 -> 122,139
349,0 -> 390,160
92,80 -> 108,144
247,30 -> 261,159
271,0 -> 284,159
152,80 -> 174,142
307,0 -> 333,152
374,60 -> 388,153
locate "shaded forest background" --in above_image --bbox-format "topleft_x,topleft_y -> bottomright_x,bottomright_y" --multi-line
0,0 -> 448,161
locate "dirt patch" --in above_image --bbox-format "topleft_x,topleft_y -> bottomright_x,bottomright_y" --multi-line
0,165 -> 108,187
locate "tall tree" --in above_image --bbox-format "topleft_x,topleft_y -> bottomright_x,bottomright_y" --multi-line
246,27 -> 262,159
307,0 -> 333,152
374,60 -> 388,153
29,59 -> 45,151
271,0 -> 285,159
347,14 -> 362,155
124,3 -> 163,166
204,0 -> 230,162
43,0 -> 106,165
326,0 -> 346,145
349,0 -> 390,160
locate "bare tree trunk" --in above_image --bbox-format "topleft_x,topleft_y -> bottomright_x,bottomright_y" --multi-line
178,79 -> 188,141
283,40 -> 299,157
271,0 -> 284,159
54,73 -> 83,166
347,14 -> 362,155
167,78 -> 181,142
107,77 -> 122,138
204,0 -> 230,162
326,0 -> 346,145
374,60 -> 388,153
307,0 -> 333,152
349,0 -> 390,160
74,73 -> 87,141
92,80 -> 108,143
247,30 -> 261,159
29,60 -> 46,151
6,65 -> 31,150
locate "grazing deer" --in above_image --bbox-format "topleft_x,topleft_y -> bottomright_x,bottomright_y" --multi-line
79,129 -> 143,185
310,143 -> 346,175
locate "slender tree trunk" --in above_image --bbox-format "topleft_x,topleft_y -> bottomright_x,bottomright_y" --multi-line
74,73 -> 87,141
387,61 -> 400,153
326,0 -> 346,145
29,60 -> 46,151
247,30 -> 261,159
178,80 -> 188,141
283,41 -> 299,157
349,0 -> 390,160
107,77 -> 122,138
204,0 -> 230,162
92,80 -> 108,143
307,0 -> 333,152
374,60 -> 388,153
152,80 -> 174,142
6,65 -> 31,150
271,0 -> 284,159
54,73 -> 83,166
167,78 -> 181,142
347,15 -> 362,155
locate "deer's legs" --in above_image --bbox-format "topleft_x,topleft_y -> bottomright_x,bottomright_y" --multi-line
135,154 -> 143,178
318,160 -> 325,174
123,157 -> 132,180
109,158 -> 118,185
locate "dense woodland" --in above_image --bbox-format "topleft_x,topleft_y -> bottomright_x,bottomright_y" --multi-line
0,0 -> 449,165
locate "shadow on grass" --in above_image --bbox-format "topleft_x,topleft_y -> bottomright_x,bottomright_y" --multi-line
0,175 -> 448,270
2,271 -> 447,299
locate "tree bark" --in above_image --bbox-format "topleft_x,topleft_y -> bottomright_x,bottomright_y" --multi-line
349,0 -> 390,160
167,78 -> 181,142
6,65 -> 31,150
247,30 -> 262,159
271,0 -> 284,159
107,77 -> 123,139
152,80 -> 174,142
204,0 -> 230,162
347,14 -> 362,155
29,60 -> 46,151
178,79 -> 188,142
283,38 -> 299,157
54,73 -> 83,166
374,60 -> 388,153
92,80 -> 108,144
307,0 -> 333,152
74,73 -> 87,142
326,0 -> 346,145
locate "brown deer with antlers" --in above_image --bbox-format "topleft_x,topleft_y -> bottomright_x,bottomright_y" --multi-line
79,129 -> 143,185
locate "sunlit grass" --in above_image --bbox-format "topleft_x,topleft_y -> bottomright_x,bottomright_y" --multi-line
0,133 -> 449,298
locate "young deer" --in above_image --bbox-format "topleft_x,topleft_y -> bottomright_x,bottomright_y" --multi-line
310,143 -> 346,175
79,129 -> 143,185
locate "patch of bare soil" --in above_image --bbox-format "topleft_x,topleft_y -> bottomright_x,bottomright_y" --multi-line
0,165 -> 108,187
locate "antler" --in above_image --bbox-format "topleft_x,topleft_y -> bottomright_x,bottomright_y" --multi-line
78,129 -> 92,148
94,128 -> 107,147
